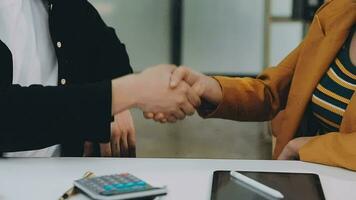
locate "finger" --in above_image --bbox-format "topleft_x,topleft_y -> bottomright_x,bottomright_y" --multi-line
277,149 -> 287,160
170,67 -> 189,88
186,86 -> 201,108
154,113 -> 165,121
110,122 -> 121,157
127,128 -> 137,158
100,143 -> 112,157
176,81 -> 200,108
172,109 -> 186,120
111,135 -> 120,157
277,153 -> 286,160
83,141 -> 94,157
159,118 -> 168,123
180,101 -> 195,116
143,112 -> 154,119
277,146 -> 293,160
192,81 -> 205,97
152,116 -> 162,123
120,131 -> 129,157
167,115 -> 178,123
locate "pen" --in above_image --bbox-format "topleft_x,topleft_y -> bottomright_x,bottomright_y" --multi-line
230,171 -> 284,199
59,171 -> 95,200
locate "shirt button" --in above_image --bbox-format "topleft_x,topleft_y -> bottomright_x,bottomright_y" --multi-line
57,41 -> 62,48
60,78 -> 66,85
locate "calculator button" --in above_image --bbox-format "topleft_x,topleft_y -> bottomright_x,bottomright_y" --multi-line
122,183 -> 133,188
126,182 -> 134,187
136,181 -> 146,186
103,185 -> 115,191
114,183 -> 124,189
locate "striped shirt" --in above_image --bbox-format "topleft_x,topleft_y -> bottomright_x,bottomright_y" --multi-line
311,25 -> 355,134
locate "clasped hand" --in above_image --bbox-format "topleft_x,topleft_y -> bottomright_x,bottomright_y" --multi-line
139,65 -> 222,123
99,64 -> 221,157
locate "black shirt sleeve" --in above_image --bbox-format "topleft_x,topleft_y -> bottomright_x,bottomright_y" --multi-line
0,81 -> 112,152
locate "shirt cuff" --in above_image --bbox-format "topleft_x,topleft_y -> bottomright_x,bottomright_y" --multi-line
197,76 -> 239,119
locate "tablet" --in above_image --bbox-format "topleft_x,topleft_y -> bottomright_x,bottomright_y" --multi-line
211,171 -> 325,200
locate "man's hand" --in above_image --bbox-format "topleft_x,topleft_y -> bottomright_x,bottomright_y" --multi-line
111,64 -> 201,121
136,65 -> 201,119
83,110 -> 136,157
144,66 -> 223,123
277,137 -> 313,160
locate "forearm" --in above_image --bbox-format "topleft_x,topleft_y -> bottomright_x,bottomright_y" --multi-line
111,74 -> 138,115
198,66 -> 294,121
201,76 -> 223,105
198,76 -> 277,121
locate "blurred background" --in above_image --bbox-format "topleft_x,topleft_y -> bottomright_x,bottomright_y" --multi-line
88,0 -> 323,159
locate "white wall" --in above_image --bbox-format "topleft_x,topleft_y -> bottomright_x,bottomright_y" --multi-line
271,0 -> 293,17
89,0 -> 171,72
270,22 -> 303,66
182,0 -> 265,74
89,0 -> 303,74
270,0 -> 303,66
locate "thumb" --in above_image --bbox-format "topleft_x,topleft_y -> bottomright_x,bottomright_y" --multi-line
192,81 -> 205,97
170,67 -> 189,88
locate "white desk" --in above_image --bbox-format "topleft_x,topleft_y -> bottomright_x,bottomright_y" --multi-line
0,158 -> 355,200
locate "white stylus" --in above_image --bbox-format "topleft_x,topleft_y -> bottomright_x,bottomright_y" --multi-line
230,171 -> 284,199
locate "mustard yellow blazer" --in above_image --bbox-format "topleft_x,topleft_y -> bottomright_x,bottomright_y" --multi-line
203,0 -> 356,170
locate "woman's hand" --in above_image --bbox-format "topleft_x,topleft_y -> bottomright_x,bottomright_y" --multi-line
144,66 -> 223,123
277,137 -> 313,160
83,110 -> 136,157
170,66 -> 223,105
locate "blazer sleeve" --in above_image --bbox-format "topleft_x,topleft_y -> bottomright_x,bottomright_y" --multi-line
198,42 -> 302,121
83,1 -> 133,79
196,1 -> 337,121
299,132 -> 356,171
0,81 -> 112,152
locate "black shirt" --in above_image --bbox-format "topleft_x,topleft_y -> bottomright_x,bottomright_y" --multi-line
0,0 -> 133,156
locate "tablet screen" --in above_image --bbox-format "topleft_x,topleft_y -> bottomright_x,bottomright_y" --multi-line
211,171 -> 325,200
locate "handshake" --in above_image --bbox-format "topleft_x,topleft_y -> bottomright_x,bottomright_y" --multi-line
111,64 -> 223,123
84,64 -> 223,157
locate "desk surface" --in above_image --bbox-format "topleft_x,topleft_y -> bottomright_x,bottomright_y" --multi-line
0,158 -> 355,200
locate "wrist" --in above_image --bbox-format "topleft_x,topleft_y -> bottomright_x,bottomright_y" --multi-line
202,76 -> 223,105
111,74 -> 140,115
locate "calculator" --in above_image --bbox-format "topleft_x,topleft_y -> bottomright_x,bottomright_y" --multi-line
74,173 -> 167,200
